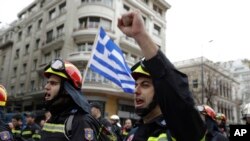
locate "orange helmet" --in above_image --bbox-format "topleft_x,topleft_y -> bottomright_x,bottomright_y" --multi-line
0,85 -> 8,107
197,105 -> 216,120
216,113 -> 227,122
44,59 -> 82,89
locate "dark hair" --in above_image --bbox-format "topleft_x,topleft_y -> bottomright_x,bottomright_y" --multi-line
90,102 -> 102,110
12,114 -> 22,121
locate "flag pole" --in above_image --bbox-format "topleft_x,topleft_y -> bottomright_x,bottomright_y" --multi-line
82,26 -> 101,86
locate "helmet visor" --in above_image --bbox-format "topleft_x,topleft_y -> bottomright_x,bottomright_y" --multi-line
44,59 -> 69,79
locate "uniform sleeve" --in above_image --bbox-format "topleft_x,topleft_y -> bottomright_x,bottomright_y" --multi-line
70,114 -> 99,141
144,50 -> 206,141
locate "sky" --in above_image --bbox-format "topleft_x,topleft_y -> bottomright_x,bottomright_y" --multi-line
166,0 -> 250,62
0,0 -> 250,62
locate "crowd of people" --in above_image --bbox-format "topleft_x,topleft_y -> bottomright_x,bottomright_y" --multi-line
0,9 -> 249,141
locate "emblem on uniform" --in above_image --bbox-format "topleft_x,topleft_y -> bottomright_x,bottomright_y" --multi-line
0,131 -> 11,140
127,134 -> 134,141
84,128 -> 94,140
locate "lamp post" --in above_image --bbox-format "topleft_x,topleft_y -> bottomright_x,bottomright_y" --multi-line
201,40 -> 213,104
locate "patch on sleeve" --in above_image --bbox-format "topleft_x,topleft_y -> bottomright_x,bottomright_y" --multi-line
0,131 -> 11,140
127,134 -> 134,141
84,128 -> 94,140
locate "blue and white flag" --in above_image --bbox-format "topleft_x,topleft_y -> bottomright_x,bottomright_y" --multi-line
88,27 -> 135,94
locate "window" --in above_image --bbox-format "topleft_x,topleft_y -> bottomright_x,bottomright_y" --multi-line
81,0 -> 112,7
32,59 -> 37,71
13,67 -> 17,77
38,19 -> 42,29
23,63 -> 27,73
49,8 -> 56,20
153,4 -> 162,16
2,55 -> 5,65
79,17 -> 87,29
27,25 -> 32,36
46,30 -> 53,43
30,80 -> 35,91
10,86 -> 15,95
79,16 -> 111,30
193,79 -> 198,88
15,49 -> 20,58
123,4 -> 130,12
44,53 -> 51,64
40,0 -> 45,8
153,24 -> 161,35
77,42 -> 93,52
55,49 -> 61,58
25,44 -> 29,54
20,83 -> 24,94
18,31 -> 22,41
101,18 -> 111,31
59,2 -> 66,14
35,39 -> 40,49
89,17 -> 100,28
57,24 -> 64,37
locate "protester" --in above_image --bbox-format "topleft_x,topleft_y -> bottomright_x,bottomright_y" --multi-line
21,112 -> 41,141
121,118 -> 133,140
109,115 -> 122,141
0,85 -> 14,141
197,105 -> 229,141
90,102 -> 112,131
118,9 -> 206,140
215,113 -> 228,137
40,59 -> 108,141
11,113 -> 23,141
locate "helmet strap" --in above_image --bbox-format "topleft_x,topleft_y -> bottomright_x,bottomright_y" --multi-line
44,80 -> 73,113
135,99 -> 157,117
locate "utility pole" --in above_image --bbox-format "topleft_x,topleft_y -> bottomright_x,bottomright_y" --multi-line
201,40 -> 213,104
201,56 -> 204,104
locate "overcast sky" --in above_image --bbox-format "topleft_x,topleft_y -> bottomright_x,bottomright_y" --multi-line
166,0 -> 250,62
1,0 -> 250,62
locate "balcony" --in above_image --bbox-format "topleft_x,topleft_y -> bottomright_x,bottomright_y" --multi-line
67,51 -> 91,62
41,33 -> 65,52
119,35 -> 139,51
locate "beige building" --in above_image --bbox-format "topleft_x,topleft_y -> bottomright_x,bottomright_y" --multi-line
0,0 -> 170,120
174,57 -> 241,124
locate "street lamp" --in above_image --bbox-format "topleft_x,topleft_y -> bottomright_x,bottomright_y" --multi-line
201,40 -> 213,104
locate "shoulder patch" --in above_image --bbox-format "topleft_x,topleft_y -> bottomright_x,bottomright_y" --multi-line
0,131 -> 11,140
84,128 -> 94,140
126,134 -> 134,141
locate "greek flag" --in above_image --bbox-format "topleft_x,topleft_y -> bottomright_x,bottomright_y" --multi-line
89,27 -> 135,94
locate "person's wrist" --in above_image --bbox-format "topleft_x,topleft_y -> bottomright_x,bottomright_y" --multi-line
134,30 -> 148,43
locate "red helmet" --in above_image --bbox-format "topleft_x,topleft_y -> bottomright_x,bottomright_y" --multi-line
44,59 -> 82,89
197,105 -> 216,120
216,113 -> 227,122
0,85 -> 8,107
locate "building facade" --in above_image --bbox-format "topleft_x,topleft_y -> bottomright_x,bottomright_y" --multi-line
174,57 -> 241,124
0,0 -> 170,121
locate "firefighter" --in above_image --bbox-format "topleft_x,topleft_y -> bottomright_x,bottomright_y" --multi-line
215,113 -> 228,137
118,9 -> 206,140
197,105 -> 229,141
40,59 -> 104,141
0,85 -> 14,141
21,112 -> 41,141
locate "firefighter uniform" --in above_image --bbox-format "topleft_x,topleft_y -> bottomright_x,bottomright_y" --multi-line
21,123 -> 41,141
0,85 -> 14,141
11,126 -> 23,141
0,119 -> 14,141
126,50 -> 206,141
40,108 -> 101,141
